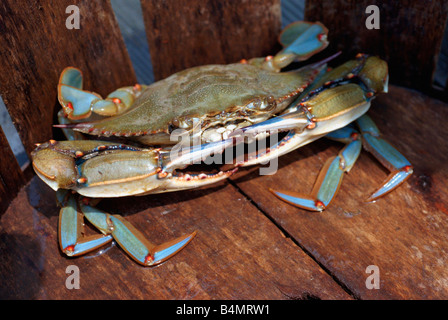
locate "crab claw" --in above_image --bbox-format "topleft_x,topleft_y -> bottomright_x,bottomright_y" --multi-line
31,139 -> 238,198
161,138 -> 235,172
229,110 -> 311,140
32,139 -> 238,266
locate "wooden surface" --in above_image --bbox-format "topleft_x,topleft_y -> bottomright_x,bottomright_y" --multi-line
0,0 -> 137,157
142,0 -> 281,80
0,125 -> 25,213
305,0 -> 448,94
1,85 -> 448,299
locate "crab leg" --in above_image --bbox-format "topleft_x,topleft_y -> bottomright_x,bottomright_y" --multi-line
356,114 -> 413,201
58,190 -> 113,256
280,22 -> 329,60
249,21 -> 329,72
79,202 -> 195,266
270,126 -> 362,211
57,67 -> 145,120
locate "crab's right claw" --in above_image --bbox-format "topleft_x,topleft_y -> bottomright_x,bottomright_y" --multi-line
357,115 -> 413,202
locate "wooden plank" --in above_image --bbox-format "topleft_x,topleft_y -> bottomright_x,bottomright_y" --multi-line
0,0 -> 137,156
305,0 -> 448,92
231,85 -> 448,299
141,0 -> 282,80
0,176 -> 350,299
0,125 -> 24,215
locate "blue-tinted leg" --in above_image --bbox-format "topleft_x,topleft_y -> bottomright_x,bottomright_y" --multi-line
79,202 -> 196,266
270,126 -> 362,211
58,190 -> 113,256
356,114 -> 413,201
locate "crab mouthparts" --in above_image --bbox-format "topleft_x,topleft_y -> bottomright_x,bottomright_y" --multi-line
171,167 -> 238,182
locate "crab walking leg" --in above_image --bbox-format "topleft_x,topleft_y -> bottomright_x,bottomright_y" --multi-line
79,203 -> 196,266
270,126 -> 362,211
249,21 -> 329,71
356,114 -> 413,201
58,191 -> 113,256
57,67 -> 146,120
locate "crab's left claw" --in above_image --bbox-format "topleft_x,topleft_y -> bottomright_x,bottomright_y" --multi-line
356,115 -> 413,201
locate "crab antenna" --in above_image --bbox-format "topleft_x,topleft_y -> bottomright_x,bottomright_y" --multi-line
309,51 -> 341,68
54,123 -> 78,128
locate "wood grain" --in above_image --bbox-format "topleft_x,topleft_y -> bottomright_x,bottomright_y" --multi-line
141,0 -> 282,80
0,177 -> 350,299
0,126 -> 24,214
231,85 -> 448,299
305,0 -> 448,93
0,0 -> 137,156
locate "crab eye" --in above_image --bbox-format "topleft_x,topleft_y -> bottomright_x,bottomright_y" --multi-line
246,96 -> 276,112
262,95 -> 276,111
246,99 -> 262,110
171,117 -> 180,127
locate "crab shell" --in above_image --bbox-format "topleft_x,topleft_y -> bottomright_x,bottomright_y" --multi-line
70,62 -> 324,146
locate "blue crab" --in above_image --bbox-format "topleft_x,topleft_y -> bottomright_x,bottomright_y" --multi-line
31,21 -> 412,266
